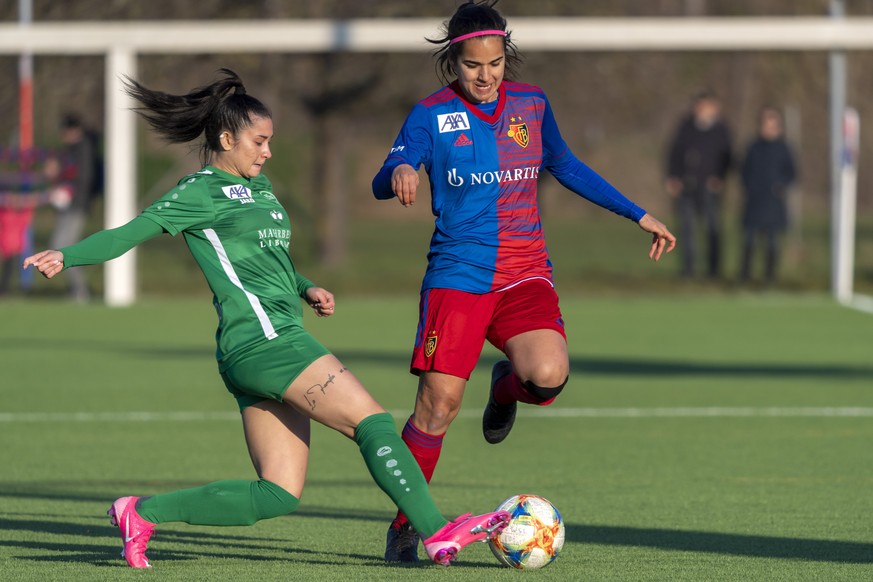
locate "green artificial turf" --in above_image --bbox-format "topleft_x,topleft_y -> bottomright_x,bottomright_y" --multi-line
1,295 -> 871,580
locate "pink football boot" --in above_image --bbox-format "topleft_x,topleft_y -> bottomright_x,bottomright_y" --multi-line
107,496 -> 155,568
422,511 -> 511,566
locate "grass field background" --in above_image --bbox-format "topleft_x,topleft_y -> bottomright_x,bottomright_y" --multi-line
1,293 -> 872,580
18,209 -> 873,298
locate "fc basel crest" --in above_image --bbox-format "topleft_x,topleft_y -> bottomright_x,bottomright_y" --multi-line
424,331 -> 438,358
507,116 -> 529,148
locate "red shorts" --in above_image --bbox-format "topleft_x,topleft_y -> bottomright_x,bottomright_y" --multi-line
410,278 -> 566,379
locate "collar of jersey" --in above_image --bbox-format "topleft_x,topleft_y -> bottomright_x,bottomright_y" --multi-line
449,80 -> 506,125
204,164 -> 257,186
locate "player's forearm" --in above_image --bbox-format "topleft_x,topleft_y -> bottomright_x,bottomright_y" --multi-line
295,273 -> 315,298
372,162 -> 401,200
61,215 -> 164,268
551,156 -> 646,222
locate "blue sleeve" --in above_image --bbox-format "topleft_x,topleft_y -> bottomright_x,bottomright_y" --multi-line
541,98 -> 647,223
372,103 -> 433,200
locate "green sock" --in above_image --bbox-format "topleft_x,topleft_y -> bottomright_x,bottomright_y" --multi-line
354,412 -> 448,538
137,478 -> 299,526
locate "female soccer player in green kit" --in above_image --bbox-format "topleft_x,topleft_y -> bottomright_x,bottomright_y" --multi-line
24,69 -> 508,569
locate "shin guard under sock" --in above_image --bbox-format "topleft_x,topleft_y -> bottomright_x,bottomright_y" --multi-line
355,412 -> 447,538
393,417 -> 444,527
137,478 -> 299,526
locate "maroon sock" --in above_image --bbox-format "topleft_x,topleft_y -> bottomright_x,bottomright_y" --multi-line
493,371 -> 556,406
392,417 -> 444,527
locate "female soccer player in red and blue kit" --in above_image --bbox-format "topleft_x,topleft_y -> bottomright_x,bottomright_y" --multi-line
372,0 -> 676,562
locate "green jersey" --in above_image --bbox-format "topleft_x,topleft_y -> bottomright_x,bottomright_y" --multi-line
141,166 -> 313,369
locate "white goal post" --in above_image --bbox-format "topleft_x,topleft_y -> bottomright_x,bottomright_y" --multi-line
0,16 -> 870,306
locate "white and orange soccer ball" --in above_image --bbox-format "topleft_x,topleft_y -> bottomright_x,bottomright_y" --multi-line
488,494 -> 565,570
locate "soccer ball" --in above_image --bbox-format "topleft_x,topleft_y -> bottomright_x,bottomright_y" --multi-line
488,494 -> 565,570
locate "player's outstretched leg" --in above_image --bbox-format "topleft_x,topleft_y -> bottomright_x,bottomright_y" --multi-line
385,520 -> 420,562
422,511 -> 511,566
384,417 -> 446,562
482,360 -> 517,444
107,496 -> 156,568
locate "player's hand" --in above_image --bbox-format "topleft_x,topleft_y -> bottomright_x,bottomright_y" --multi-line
50,185 -> 73,210
23,250 -> 65,279
391,164 -> 419,207
305,286 -> 336,317
638,214 -> 676,261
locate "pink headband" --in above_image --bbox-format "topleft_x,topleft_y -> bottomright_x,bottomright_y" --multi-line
450,29 -> 507,45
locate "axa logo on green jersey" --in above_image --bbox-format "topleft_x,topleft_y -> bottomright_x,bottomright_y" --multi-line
222,184 -> 254,204
446,165 -> 540,187
258,228 -> 290,249
437,112 -> 470,133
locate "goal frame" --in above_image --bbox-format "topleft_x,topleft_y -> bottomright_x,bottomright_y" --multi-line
0,16 -> 869,306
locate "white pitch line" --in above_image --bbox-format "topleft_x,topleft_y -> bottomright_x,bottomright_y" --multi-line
1,407 -> 873,423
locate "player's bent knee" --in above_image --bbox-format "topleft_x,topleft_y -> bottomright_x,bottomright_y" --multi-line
525,360 -> 569,389
253,479 -> 301,521
522,376 -> 568,405
416,396 -> 463,430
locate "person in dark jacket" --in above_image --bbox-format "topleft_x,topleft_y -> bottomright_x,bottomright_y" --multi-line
739,107 -> 796,285
50,114 -> 102,302
665,91 -> 732,279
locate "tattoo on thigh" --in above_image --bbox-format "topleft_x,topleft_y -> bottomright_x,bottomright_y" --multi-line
303,366 -> 349,410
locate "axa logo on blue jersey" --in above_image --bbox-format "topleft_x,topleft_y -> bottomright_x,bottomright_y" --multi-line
437,111 -> 470,133
446,166 -> 540,187
222,184 -> 254,204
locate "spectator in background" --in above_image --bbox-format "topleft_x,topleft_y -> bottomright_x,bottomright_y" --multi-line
665,90 -> 732,280
0,154 -> 67,296
50,113 -> 102,302
0,172 -> 38,297
739,107 -> 796,286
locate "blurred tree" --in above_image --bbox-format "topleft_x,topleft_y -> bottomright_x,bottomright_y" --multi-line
2,0 -> 872,276
300,2 -> 382,267
684,0 -> 708,15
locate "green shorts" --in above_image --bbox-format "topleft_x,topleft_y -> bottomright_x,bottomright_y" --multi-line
220,327 -> 331,411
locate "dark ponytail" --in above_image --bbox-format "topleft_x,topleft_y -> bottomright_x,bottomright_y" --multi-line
427,0 -> 522,85
122,68 -> 271,166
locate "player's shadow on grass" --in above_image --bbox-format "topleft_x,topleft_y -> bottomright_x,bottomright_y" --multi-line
2,539 -> 500,570
332,351 -> 873,380
0,519 -> 501,569
0,537 -> 379,568
0,337 -> 213,359
566,357 -> 873,379
0,482 -> 469,522
6,339 -> 872,379
566,523 -> 873,564
0,516 -> 294,546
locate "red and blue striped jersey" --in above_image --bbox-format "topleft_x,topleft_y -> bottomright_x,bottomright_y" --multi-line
373,81 -> 646,294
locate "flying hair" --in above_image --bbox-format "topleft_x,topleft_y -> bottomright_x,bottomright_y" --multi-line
121,68 -> 271,166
